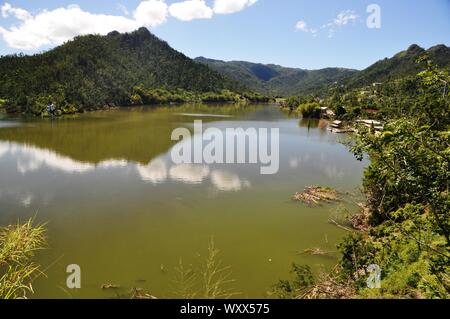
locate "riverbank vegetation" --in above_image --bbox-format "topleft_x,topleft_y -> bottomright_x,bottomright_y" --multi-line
275,56 -> 449,299
0,219 -> 46,299
130,86 -> 270,108
281,55 -> 449,124
2,85 -> 269,118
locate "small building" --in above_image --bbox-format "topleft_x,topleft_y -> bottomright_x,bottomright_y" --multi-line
356,119 -> 384,131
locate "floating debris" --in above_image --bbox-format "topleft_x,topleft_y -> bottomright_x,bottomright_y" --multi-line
328,219 -> 354,232
130,287 -> 158,299
135,279 -> 147,283
292,186 -> 340,206
300,247 -> 334,256
101,284 -> 120,290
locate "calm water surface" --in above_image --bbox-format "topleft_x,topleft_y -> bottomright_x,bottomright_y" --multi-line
0,104 -> 367,298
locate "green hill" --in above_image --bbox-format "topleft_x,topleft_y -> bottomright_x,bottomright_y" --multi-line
343,44 -> 450,89
195,57 -> 356,96
0,28 -> 245,115
196,44 -> 450,96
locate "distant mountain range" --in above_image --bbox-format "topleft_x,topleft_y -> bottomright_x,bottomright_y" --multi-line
195,57 -> 356,96
196,44 -> 450,96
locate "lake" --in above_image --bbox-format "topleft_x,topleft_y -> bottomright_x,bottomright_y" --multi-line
0,104 -> 367,298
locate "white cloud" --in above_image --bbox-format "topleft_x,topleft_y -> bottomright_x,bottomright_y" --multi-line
134,0 -> 168,27
0,0 -> 258,50
295,20 -> 307,31
297,10 -> 359,38
323,10 -> 359,37
0,1 -> 167,50
117,3 -> 130,16
333,10 -> 358,27
1,2 -> 32,20
295,20 -> 317,34
213,0 -> 258,15
169,0 -> 213,21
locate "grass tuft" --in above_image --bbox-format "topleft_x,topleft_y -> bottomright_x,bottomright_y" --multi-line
0,218 -> 46,299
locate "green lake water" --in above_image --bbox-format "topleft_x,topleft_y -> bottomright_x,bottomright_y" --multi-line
0,104 -> 367,298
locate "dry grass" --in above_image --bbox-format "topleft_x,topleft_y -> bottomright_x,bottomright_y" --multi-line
0,218 -> 46,299
203,239 -> 238,299
172,238 -> 239,299
299,265 -> 356,299
172,258 -> 197,299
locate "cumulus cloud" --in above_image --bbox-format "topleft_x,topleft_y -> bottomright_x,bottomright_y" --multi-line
1,2 -> 31,20
134,0 -> 168,27
0,0 -> 259,50
169,0 -> 213,21
0,1 -> 170,50
213,0 -> 258,15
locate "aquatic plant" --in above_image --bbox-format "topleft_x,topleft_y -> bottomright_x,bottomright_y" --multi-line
172,238 -> 238,299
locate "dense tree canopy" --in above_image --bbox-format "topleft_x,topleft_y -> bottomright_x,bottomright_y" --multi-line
0,28 -> 269,116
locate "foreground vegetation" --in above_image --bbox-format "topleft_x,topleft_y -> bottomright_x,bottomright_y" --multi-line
0,219 -> 46,299
274,56 -> 449,299
102,238 -> 237,300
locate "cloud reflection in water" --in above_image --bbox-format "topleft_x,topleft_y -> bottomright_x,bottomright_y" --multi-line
0,141 -> 251,193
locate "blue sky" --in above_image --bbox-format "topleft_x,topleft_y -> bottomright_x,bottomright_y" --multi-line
0,0 -> 449,70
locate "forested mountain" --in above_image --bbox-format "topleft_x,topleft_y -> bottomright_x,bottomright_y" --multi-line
195,57 -> 356,96
196,44 -> 450,96
1,26 -> 448,117
342,44 -> 450,89
0,27 -> 248,115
